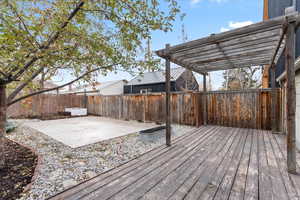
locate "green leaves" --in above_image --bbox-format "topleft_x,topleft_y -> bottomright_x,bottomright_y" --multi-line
0,0 -> 181,97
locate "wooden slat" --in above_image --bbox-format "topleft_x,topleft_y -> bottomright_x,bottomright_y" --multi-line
156,17 -> 287,53
111,126 -> 233,200
228,129 -> 253,200
50,126 -> 204,199
244,130 -> 259,200
171,29 -> 281,58
195,128 -> 248,200
156,15 -> 300,73
52,126 -> 215,200
49,127 -> 300,200
170,128 -> 242,200
262,130 -> 289,199
258,129 -> 274,199
140,127 -> 238,200
212,129 -> 250,200
266,131 -> 299,200
180,46 -> 276,64
80,127 -> 222,200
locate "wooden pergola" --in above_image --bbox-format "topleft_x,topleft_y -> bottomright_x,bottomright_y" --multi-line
156,14 -> 300,173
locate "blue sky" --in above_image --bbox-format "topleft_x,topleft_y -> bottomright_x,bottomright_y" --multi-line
56,0 -> 264,90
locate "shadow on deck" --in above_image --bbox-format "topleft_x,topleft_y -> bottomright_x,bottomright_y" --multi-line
48,126 -> 300,200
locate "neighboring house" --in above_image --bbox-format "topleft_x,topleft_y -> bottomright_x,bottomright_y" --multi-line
124,67 -> 199,94
62,80 -> 127,96
264,0 -> 300,150
263,0 -> 300,87
42,81 -> 60,94
277,58 -> 300,151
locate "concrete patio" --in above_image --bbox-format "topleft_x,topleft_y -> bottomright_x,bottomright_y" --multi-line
25,116 -> 160,148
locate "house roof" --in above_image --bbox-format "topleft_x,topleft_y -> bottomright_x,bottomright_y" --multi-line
62,80 -> 126,94
127,67 -> 186,86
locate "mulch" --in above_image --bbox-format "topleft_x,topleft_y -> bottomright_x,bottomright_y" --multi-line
0,138 -> 38,200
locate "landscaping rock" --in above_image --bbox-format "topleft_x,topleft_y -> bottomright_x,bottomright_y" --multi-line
5,119 -> 193,200
85,171 -> 97,178
62,179 -> 77,189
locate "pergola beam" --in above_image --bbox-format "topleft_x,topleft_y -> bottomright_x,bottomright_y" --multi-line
269,19 -> 288,66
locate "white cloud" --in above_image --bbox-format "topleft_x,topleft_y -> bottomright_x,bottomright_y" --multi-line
190,0 -> 201,4
190,0 -> 227,5
220,20 -> 253,32
228,21 -> 253,28
220,27 -> 230,32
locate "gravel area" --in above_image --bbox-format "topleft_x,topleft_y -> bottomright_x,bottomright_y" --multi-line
5,119 -> 194,200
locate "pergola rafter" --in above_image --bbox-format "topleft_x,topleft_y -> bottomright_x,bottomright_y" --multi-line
156,13 -> 300,174
156,15 -> 300,73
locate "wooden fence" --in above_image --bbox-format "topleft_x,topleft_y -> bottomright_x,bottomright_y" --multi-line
8,94 -> 86,118
87,89 -> 282,130
87,92 -> 200,126
206,89 -> 282,130
8,89 -> 282,130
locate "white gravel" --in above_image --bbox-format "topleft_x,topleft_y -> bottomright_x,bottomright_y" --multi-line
5,119 -> 194,200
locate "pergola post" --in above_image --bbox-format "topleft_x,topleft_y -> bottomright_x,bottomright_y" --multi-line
286,22 -> 296,174
203,74 -> 207,125
165,44 -> 171,146
271,65 -> 277,133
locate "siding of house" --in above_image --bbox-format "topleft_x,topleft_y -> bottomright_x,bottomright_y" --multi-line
175,70 -> 199,91
267,0 -> 300,82
296,72 -> 300,150
124,82 -> 177,94
267,0 -> 300,150
100,81 -> 125,95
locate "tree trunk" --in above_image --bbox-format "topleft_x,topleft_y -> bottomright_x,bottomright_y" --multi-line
0,84 -> 7,168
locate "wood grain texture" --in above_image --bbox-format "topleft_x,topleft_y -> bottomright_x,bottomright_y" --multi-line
7,94 -> 86,118
165,44 -> 171,146
87,89 -> 281,130
48,126 -> 300,200
286,22 -> 297,174
155,14 -> 300,73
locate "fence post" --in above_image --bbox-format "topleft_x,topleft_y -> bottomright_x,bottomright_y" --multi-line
84,89 -> 88,109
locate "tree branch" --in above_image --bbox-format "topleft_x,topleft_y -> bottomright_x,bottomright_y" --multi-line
10,0 -> 85,82
7,2 -> 41,49
7,66 -> 45,103
7,63 -> 119,106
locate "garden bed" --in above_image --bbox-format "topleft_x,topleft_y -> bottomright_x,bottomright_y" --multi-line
0,138 -> 38,200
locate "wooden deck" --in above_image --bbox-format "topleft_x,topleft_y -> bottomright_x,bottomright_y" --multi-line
49,126 -> 300,200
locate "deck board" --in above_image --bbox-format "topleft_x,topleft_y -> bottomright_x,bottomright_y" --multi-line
48,126 -> 300,200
